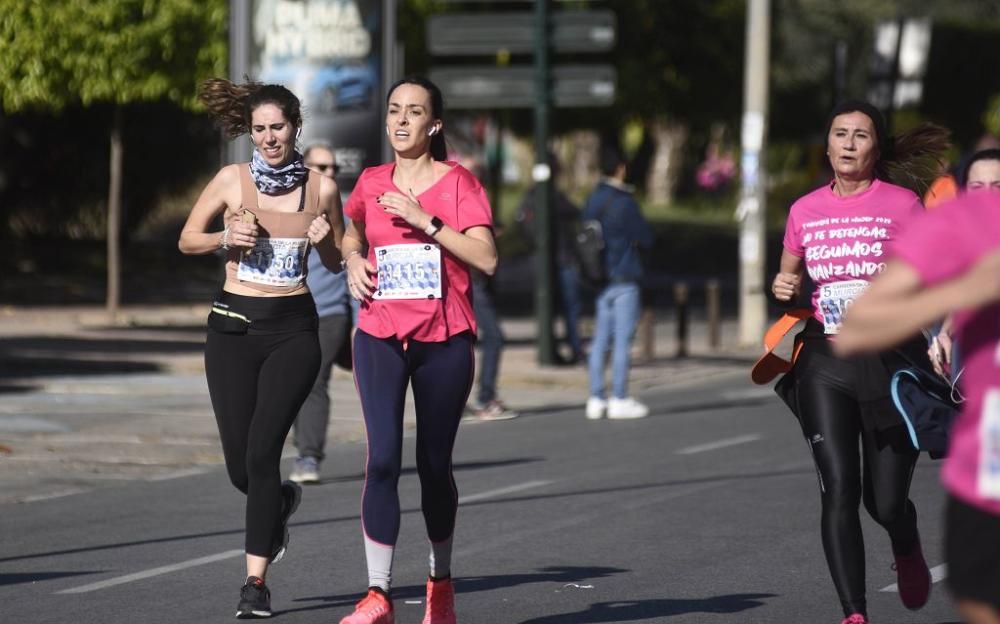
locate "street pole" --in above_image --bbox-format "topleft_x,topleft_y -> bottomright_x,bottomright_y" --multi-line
227,0 -> 251,166
533,0 -> 556,365
737,0 -> 770,346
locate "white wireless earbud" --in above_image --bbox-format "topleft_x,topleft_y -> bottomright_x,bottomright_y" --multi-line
385,126 -> 391,136
428,127 -> 437,137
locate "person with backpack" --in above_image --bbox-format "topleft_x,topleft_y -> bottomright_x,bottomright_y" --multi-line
583,142 -> 654,420
515,154 -> 585,364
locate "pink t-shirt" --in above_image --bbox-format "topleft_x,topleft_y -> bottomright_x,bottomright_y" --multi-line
892,192 -> 1000,514
783,179 -> 924,333
344,162 -> 493,342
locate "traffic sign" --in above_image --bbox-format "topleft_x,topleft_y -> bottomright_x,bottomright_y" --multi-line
428,10 -> 615,55
429,64 -> 616,109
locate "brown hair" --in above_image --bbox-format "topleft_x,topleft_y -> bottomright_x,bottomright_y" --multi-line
826,100 -> 950,193
198,78 -> 302,139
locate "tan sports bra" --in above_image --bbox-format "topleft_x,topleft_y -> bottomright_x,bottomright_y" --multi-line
223,164 -> 322,294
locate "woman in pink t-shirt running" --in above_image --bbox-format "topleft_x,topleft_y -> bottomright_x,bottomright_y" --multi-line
337,76 -> 497,624
772,100 -> 949,624
837,191 -> 1000,624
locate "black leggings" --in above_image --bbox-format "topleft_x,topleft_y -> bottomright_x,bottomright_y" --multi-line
204,292 -> 319,557
353,329 -> 475,546
795,345 -> 920,617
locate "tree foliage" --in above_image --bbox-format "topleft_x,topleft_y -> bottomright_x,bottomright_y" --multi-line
0,0 -> 226,113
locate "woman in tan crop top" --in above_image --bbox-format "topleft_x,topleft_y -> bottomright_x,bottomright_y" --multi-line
178,78 -> 344,619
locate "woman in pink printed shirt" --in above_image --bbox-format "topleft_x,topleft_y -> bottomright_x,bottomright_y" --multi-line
772,100 -> 949,624
837,191 -> 1000,624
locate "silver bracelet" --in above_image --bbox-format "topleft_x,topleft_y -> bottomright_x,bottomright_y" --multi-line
219,224 -> 232,250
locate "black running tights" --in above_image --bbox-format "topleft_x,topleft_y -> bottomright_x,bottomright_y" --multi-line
205,312 -> 319,557
796,350 -> 919,617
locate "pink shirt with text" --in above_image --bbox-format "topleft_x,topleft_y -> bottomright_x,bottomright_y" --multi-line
892,192 -> 1000,514
783,179 -> 924,333
344,162 -> 493,342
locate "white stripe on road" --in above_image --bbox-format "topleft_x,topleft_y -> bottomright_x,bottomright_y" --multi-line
459,480 -> 553,504
54,481 -> 552,595
879,563 -> 947,592
720,388 -> 778,401
56,549 -> 244,594
676,434 -> 762,455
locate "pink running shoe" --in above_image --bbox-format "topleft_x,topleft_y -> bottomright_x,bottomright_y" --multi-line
893,541 -> 931,610
340,589 -> 394,624
841,614 -> 868,624
421,577 -> 456,624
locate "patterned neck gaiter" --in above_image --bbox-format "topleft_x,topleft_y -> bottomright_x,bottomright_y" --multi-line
249,149 -> 306,194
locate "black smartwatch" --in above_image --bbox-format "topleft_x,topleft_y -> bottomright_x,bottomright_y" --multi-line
424,216 -> 444,237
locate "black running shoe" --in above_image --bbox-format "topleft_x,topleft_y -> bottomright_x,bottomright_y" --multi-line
269,480 -> 302,564
236,576 -> 271,619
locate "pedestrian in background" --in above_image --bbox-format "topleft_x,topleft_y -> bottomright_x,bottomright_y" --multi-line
289,142 -> 352,484
771,100 -> 949,624
584,142 -> 654,420
338,75 -> 497,624
835,191 -> 1000,624
178,78 -> 344,618
515,154 -> 585,364
467,269 -> 518,420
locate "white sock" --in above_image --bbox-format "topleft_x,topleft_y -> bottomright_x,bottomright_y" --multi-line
429,536 -> 453,579
364,536 -> 394,592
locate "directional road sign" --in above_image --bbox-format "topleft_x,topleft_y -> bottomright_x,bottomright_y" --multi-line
428,10 -> 615,56
429,64 -> 616,109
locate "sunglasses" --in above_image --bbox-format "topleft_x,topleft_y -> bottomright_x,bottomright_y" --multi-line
310,162 -> 340,174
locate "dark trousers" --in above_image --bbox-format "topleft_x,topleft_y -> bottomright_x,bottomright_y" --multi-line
204,294 -> 319,557
353,329 -> 474,545
795,345 -> 920,617
293,313 -> 350,460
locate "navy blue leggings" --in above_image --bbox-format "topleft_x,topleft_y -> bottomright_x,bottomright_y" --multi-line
353,329 -> 475,546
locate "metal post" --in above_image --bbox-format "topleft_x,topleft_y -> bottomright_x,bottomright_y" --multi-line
382,0 -> 398,164
674,282 -> 689,359
533,0 -> 556,365
638,306 -> 655,363
227,0 -> 251,166
706,279 -> 721,350
737,0 -> 770,346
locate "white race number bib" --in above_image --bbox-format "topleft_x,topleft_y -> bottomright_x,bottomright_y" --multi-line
237,237 -> 309,287
818,279 -> 869,334
373,243 -> 442,300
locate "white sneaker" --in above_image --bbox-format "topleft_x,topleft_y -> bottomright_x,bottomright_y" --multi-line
585,397 -> 607,420
607,397 -> 649,420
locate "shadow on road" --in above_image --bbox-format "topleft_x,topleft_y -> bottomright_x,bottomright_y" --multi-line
517,593 -> 777,623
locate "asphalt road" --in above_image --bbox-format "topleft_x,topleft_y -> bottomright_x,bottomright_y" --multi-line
2,376 -> 962,624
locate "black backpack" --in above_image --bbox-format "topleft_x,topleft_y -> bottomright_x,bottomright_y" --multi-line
574,198 -> 612,287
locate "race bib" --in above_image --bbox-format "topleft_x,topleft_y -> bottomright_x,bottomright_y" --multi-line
978,389 -> 1000,500
373,243 -> 442,300
237,237 -> 309,287
818,279 -> 869,334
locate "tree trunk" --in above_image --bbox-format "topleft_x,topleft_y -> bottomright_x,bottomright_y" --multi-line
645,117 -> 689,206
106,106 -> 123,318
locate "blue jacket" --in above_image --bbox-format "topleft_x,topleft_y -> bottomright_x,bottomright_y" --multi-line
582,180 -> 654,283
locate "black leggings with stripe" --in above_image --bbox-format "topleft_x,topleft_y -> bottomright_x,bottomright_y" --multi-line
353,329 -> 475,546
204,292 -> 319,557
795,343 -> 920,617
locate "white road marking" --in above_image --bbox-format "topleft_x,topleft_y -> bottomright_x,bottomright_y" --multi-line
720,388 -> 777,401
56,549 -> 244,594
879,563 -> 947,592
459,480 -> 553,504
52,481 -> 553,595
676,434 -> 763,455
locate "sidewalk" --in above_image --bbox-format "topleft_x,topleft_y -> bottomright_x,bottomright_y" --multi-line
0,304 -> 761,504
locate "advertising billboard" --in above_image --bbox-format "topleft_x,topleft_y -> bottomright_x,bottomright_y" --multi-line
250,0 -> 384,191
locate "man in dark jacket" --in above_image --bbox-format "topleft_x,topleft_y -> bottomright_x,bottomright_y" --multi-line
584,143 -> 654,420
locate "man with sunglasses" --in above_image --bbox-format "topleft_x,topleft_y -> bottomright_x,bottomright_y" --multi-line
289,142 -> 350,484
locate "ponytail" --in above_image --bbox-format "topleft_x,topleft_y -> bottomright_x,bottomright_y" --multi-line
878,123 -> 951,194
198,78 -> 302,139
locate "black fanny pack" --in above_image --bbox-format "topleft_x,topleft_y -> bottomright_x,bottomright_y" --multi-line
207,306 -> 318,335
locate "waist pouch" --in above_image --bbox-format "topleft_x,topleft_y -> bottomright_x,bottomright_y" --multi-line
208,306 -> 318,335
